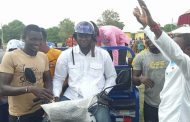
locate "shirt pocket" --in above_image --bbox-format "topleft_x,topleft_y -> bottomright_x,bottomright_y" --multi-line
89,63 -> 103,77
68,63 -> 80,81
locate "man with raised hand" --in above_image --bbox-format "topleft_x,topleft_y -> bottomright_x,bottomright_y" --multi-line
133,0 -> 190,121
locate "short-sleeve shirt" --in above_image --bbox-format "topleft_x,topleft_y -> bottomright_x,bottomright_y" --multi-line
0,49 -> 49,116
132,49 -> 168,107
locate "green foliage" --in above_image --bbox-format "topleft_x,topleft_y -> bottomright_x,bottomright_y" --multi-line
58,18 -> 75,44
163,24 -> 177,32
97,9 -> 125,29
2,20 -> 25,43
2,25 -> 11,43
46,27 -> 60,43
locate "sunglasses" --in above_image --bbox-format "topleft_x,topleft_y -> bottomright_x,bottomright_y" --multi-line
24,68 -> 36,84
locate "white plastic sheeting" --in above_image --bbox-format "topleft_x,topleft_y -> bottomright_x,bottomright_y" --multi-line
41,96 -> 97,122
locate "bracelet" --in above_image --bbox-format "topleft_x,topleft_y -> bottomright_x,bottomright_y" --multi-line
25,86 -> 30,93
150,23 -> 160,31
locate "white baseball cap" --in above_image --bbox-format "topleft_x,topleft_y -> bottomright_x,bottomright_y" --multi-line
6,39 -> 25,51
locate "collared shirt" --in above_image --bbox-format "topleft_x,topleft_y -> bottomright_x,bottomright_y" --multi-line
144,26 -> 190,122
53,45 -> 116,100
96,26 -> 130,65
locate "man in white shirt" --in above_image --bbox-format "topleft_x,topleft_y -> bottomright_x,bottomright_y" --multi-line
53,21 -> 117,122
133,0 -> 190,122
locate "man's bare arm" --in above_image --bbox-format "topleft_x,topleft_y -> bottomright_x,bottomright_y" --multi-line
43,70 -> 53,91
0,72 -> 27,96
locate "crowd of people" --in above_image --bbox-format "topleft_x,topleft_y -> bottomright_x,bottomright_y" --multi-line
0,0 -> 190,122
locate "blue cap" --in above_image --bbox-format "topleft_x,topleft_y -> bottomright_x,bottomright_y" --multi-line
74,21 -> 94,34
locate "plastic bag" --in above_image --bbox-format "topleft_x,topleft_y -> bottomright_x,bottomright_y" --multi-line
41,96 -> 97,122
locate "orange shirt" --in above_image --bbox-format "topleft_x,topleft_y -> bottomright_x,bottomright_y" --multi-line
46,48 -> 62,77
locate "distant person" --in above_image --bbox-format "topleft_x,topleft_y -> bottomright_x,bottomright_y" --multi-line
54,42 -> 58,47
39,28 -> 62,77
134,0 -> 190,121
137,37 -> 145,53
39,28 -> 68,98
96,25 -> 130,65
6,39 -> 24,52
129,38 -> 135,49
0,24 -> 54,122
132,39 -> 138,53
66,35 -> 78,47
132,36 -> 168,122
0,38 -> 8,122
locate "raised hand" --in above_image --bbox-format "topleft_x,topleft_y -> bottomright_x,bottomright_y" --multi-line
138,0 -> 156,27
137,0 -> 162,38
133,6 -> 147,27
134,0 -> 157,27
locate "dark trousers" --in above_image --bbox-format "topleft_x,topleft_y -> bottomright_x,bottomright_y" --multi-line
144,102 -> 158,122
0,103 -> 9,122
9,109 -> 44,122
108,49 -> 127,65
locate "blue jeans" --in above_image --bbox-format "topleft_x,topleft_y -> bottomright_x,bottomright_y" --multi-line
60,96 -> 111,122
89,104 -> 111,122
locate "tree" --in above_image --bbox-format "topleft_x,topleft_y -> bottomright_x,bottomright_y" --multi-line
163,24 -> 177,32
2,20 -> 25,43
2,25 -> 10,43
46,27 -> 60,43
97,9 -> 125,29
58,18 -> 75,45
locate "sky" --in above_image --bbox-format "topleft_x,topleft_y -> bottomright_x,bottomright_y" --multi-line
0,0 -> 189,32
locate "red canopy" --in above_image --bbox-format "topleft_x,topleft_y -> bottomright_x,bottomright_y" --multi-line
178,9 -> 190,26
